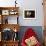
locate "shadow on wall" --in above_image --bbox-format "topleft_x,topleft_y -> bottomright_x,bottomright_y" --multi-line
18,26 -> 44,44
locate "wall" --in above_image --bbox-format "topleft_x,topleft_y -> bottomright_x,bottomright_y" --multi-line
18,0 -> 44,26
43,0 -> 46,27
43,0 -> 46,45
0,0 -> 44,26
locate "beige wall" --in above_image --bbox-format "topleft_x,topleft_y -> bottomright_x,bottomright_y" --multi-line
43,0 -> 46,46
44,0 -> 46,27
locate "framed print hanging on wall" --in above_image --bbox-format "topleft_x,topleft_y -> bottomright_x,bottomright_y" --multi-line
24,9 -> 36,19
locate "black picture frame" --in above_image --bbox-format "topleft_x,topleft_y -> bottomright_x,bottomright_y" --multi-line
24,10 -> 36,19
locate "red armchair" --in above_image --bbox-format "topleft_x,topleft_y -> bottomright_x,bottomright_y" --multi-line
21,28 -> 41,46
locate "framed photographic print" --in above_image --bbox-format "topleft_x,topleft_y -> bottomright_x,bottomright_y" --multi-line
2,10 -> 9,15
24,9 -> 36,19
